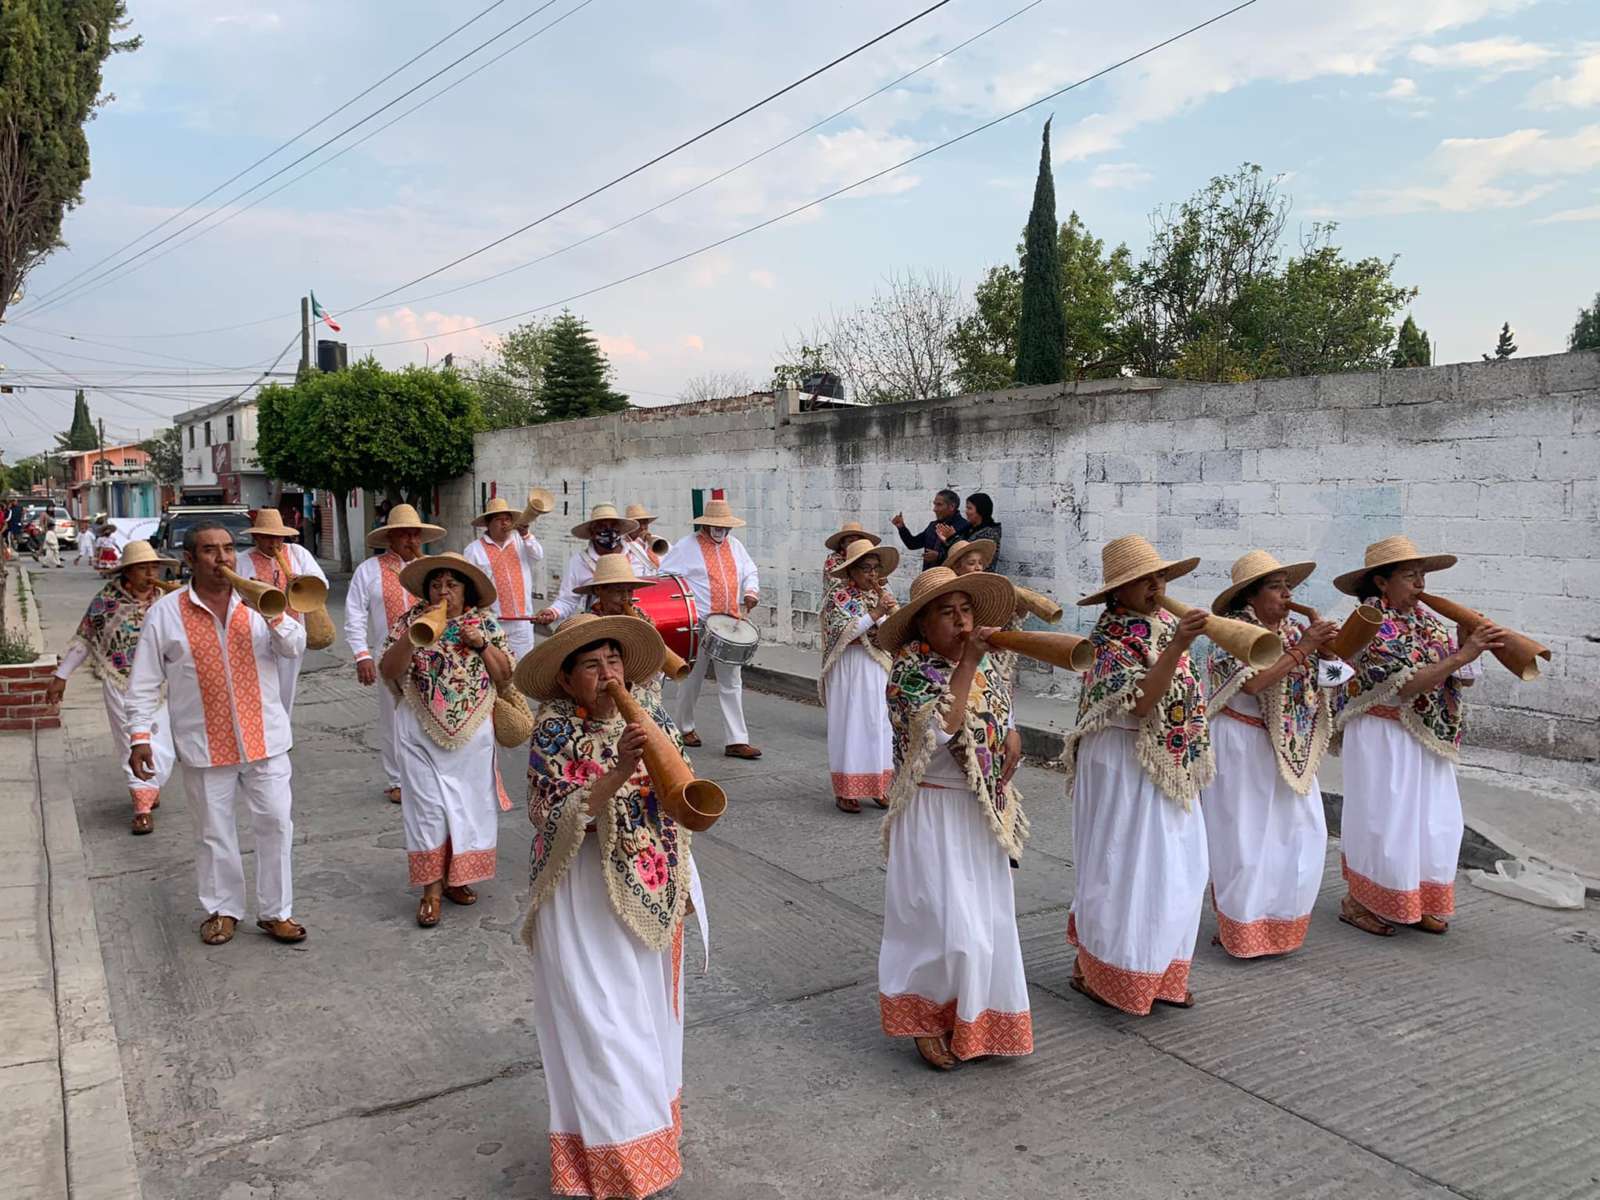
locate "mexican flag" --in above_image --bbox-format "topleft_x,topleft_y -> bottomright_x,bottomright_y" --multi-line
311,291 -> 341,333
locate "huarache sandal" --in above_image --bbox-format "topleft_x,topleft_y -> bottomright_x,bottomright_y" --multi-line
130,813 -> 154,835
873,796 -> 890,810
681,731 -> 703,748
1416,914 -> 1450,935
1154,991 -> 1196,1009
256,917 -> 307,943
384,787 -> 402,805
1339,896 -> 1395,937
835,795 -> 862,814
1069,971 -> 1111,1009
914,1035 -> 959,1071
149,796 -> 160,809
200,914 -> 237,945
442,884 -> 477,906
417,894 -> 441,928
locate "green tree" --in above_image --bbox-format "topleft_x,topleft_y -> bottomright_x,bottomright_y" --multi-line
539,312 -> 628,421
1015,119 -> 1066,384
55,388 -> 96,450
139,425 -> 182,485
0,1 -> 140,321
1567,293 -> 1600,351
1392,314 -> 1431,367
472,317 -> 553,430
771,341 -> 834,391
948,263 -> 1022,393
1485,321 -> 1517,362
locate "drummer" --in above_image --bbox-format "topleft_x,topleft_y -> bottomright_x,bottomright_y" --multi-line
533,503 -> 639,628
658,498 -> 762,759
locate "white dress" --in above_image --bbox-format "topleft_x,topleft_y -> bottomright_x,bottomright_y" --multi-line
54,641 -> 176,813
821,614 -> 893,801
394,703 -> 502,887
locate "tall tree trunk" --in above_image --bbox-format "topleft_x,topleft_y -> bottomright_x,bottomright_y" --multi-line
334,488 -> 354,573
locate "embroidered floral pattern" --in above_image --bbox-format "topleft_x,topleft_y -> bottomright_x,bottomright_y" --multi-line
818,581 -> 891,699
68,578 -> 157,690
1206,606 -> 1330,795
1335,600 -> 1465,760
383,602 -> 509,750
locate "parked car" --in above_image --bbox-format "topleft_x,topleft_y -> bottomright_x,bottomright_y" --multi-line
151,505 -> 254,576
23,505 -> 76,548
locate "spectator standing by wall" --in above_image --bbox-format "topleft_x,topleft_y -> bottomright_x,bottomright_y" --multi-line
892,488 -> 970,571
964,492 -> 1002,570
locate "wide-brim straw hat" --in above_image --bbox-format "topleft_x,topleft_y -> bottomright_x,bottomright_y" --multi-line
575,552 -> 650,594
472,496 -> 519,527
624,503 -> 657,526
824,520 -> 881,553
398,552 -> 498,610
829,539 -> 900,579
1333,535 -> 1457,596
513,613 -> 666,701
877,566 -> 1016,656
1212,549 -> 1316,615
693,498 -> 745,528
943,538 -> 996,572
572,503 -> 641,541
366,502 -> 446,549
110,540 -> 177,573
246,508 -> 300,538
1077,534 -> 1199,607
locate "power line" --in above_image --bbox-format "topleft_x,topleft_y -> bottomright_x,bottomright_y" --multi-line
4,323 -> 277,370
21,0 -> 585,319
354,0 -> 1261,351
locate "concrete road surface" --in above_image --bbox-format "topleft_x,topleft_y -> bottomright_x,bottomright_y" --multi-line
33,565 -> 1600,1200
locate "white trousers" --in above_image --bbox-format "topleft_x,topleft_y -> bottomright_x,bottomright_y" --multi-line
674,648 -> 748,745
183,754 -> 295,921
376,680 -> 400,789
502,618 -> 534,663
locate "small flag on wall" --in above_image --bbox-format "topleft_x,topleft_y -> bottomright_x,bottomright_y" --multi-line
690,487 -> 727,520
311,291 -> 341,333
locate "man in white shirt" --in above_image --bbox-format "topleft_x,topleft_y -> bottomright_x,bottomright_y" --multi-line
532,503 -> 641,628
233,507 -> 329,713
625,503 -> 669,576
126,521 -> 307,947
345,503 -> 444,804
461,494 -> 546,661
658,498 -> 762,759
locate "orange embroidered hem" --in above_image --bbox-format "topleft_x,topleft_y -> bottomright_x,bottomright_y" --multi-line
878,992 -> 1034,1059
1067,913 -> 1191,1016
129,786 -> 160,815
1342,855 -> 1454,924
406,841 -> 497,887
549,1094 -> 683,1198
831,770 -> 893,800
1213,907 -> 1311,958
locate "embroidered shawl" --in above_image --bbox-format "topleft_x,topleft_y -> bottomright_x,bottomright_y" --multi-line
68,578 -> 158,691
383,601 -> 509,750
1062,606 -> 1214,809
821,548 -> 844,590
882,646 -> 1027,861
1334,600 -> 1465,760
521,697 -> 691,951
1205,606 -> 1331,795
817,581 -> 891,702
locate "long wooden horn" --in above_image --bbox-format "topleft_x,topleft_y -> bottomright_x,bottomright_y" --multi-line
988,628 -> 1093,672
407,600 -> 451,647
1161,593 -> 1282,669
518,487 -> 555,525
221,567 -> 287,619
153,578 -> 184,594
1419,592 -> 1551,681
1013,584 -> 1063,624
605,679 -> 726,831
651,536 -> 671,556
658,644 -> 692,682
1288,599 -> 1384,661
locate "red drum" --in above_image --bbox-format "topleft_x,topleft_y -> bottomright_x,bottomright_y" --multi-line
633,573 -> 700,664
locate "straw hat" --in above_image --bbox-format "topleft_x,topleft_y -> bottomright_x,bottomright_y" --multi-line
943,538 -> 996,572
111,540 -> 177,573
472,496 -> 520,527
1077,534 -> 1199,607
398,552 -> 498,610
513,613 -> 666,701
823,520 -> 881,553
693,498 -> 745,529
877,566 -> 1016,656
624,503 -> 658,526
1211,549 -> 1316,615
1333,535 -> 1457,597
571,503 -> 641,541
365,503 -> 446,549
575,553 -> 651,595
829,539 -> 900,579
246,508 -> 299,538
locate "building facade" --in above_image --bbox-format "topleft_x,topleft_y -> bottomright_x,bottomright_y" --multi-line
174,397 -> 273,507
65,444 -> 162,522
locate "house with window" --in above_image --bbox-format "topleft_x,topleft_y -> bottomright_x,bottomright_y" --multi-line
174,396 -> 274,506
65,444 -> 163,522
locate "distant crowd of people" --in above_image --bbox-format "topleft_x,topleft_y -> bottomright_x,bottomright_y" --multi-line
891,489 -> 1002,571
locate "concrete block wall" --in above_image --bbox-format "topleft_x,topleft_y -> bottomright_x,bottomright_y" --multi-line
441,354 -> 1600,783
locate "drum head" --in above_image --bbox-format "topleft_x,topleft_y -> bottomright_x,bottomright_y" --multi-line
705,613 -> 759,645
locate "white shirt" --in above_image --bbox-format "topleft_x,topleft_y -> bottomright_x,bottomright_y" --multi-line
657,532 -> 760,619
125,586 -> 305,767
79,529 -> 97,559
627,534 -> 667,578
547,545 -> 650,622
345,550 -> 418,661
461,531 -> 544,622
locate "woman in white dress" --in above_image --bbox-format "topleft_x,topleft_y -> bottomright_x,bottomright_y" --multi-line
1200,550 -> 1346,958
1332,536 -> 1502,938
875,566 -> 1031,1071
818,540 -> 899,813
1062,535 -> 1213,1015
379,552 -> 513,928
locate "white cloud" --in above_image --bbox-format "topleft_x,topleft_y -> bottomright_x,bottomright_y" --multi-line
1409,36 -> 1556,74
371,307 -> 491,360
747,269 -> 777,289
595,333 -> 649,362
1086,162 -> 1153,190
681,334 -> 704,352
1383,76 -> 1420,98
1341,124 -> 1600,214
1537,204 -> 1600,223
1526,51 -> 1600,109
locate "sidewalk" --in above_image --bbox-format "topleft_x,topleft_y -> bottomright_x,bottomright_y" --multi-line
744,640 -> 1600,894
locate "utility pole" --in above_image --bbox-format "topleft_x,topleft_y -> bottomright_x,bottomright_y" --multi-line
300,296 -> 312,375
98,416 -> 106,518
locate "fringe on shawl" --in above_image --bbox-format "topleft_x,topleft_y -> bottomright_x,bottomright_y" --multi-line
597,798 -> 692,953
1060,681 -> 1214,812
519,783 -> 593,950
400,673 -> 496,752
1332,665 -> 1460,763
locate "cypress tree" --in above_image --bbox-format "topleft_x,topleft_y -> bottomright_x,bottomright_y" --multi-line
56,389 -> 98,450
1015,118 -> 1066,384
1484,321 -> 1517,362
1391,315 -> 1430,367
538,312 -> 630,422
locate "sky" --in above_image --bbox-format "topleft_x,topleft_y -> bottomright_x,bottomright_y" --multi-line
1,0 -> 1596,457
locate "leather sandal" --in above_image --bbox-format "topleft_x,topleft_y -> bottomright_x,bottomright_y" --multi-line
384,787 -> 402,805
150,796 -> 160,809
200,914 -> 237,945
417,894 -> 441,928
1339,896 -> 1396,937
835,795 -> 861,814
1069,971 -> 1111,1009
680,731 -> 702,748
256,917 -> 307,943
724,743 -> 762,759
914,1035 -> 959,1072
442,884 -> 477,906
1154,991 -> 1197,1009
873,796 -> 890,809
130,812 -> 154,835
1416,914 -> 1450,935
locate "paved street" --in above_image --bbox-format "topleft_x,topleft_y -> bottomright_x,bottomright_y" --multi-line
30,563 -> 1600,1200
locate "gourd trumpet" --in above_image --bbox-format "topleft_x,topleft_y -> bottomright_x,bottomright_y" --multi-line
1288,600 -> 1384,661
1013,584 -> 1063,624
153,578 -> 184,594
604,679 -> 727,831
651,536 -> 671,556
221,567 -> 287,619
987,628 -> 1093,672
1160,593 -> 1282,669
408,600 -> 451,648
518,487 -> 556,525
1419,592 -> 1551,681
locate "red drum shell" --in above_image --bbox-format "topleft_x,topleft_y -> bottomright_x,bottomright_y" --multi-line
633,573 -> 700,663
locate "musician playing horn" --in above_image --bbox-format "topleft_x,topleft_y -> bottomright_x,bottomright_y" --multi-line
533,503 -> 641,628
569,551 -> 668,711
123,522 -> 307,947
625,502 -> 668,575
874,567 -> 1032,1071
46,540 -> 180,835
234,506 -> 328,712
819,540 -> 899,815
658,497 -> 762,759
345,504 -> 444,805
1331,536 -> 1502,939
462,496 -> 545,662
1062,534 -> 1211,1015
943,538 -> 1025,793
1200,550 -> 1349,958
516,613 -> 706,1200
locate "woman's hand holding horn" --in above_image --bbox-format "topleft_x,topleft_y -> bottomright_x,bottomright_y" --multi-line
1462,620 -> 1508,663
1298,619 -> 1340,655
